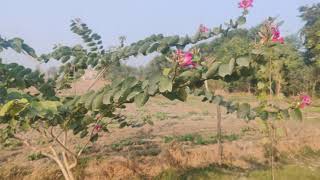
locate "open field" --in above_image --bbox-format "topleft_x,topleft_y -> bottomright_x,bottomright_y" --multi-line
1,93 -> 320,180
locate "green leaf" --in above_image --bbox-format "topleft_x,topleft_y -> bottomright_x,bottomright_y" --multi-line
139,42 -> 151,55
147,83 -> 159,95
213,95 -> 223,105
102,91 -> 113,105
252,49 -> 262,55
126,90 -> 141,101
141,80 -> 149,90
0,101 -> 15,116
237,103 -> 250,119
90,133 -> 99,142
9,38 -> 23,53
205,62 -> 221,79
177,70 -> 194,82
236,57 -> 250,67
146,119 -> 154,126
92,93 -> 104,111
147,42 -> 160,54
22,44 -> 37,58
134,92 -> 149,107
257,82 -> 265,90
157,43 -> 169,53
178,36 -> 191,46
280,109 -> 290,120
119,121 -> 127,128
176,88 -> 188,102
85,93 -> 97,110
78,91 -> 94,104
290,108 -> 303,121
259,111 -> 268,120
177,70 -> 201,85
203,91 -> 214,102
229,58 -> 235,72
159,76 -> 173,93
30,100 -> 61,117
80,130 -> 89,138
237,16 -> 246,26
163,68 -> 171,76
218,64 -> 232,77
191,32 -> 201,43
212,26 -> 222,35
168,36 -> 180,45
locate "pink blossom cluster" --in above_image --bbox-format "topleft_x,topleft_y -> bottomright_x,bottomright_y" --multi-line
238,0 -> 254,10
94,125 -> 102,132
271,26 -> 284,44
176,50 -> 196,68
299,94 -> 311,109
199,24 -> 209,33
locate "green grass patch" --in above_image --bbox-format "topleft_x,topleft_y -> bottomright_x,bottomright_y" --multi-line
297,146 -> 320,158
154,164 -> 242,180
111,138 -> 134,151
187,111 -> 199,116
163,133 -> 240,145
247,165 -> 320,180
27,152 -> 46,161
154,164 -> 320,180
1,138 -> 23,149
154,112 -> 169,121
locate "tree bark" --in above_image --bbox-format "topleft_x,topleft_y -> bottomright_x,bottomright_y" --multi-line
312,80 -> 318,97
217,105 -> 223,165
276,79 -> 281,97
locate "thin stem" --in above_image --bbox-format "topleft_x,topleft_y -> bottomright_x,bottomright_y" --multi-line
270,123 -> 275,180
268,57 -> 275,180
172,62 -> 179,82
205,80 -> 223,165
86,67 -> 108,91
49,146 -> 72,180
269,57 -> 273,99
73,65 -> 77,96
217,105 -> 223,165
46,128 -> 77,157
77,117 -> 102,157
62,131 -> 69,171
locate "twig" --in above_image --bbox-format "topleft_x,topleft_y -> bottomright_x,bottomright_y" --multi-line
77,117 -> 102,157
86,67 -> 108,91
46,128 -> 77,157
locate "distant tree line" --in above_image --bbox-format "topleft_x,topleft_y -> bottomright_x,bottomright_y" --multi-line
103,3 -> 320,97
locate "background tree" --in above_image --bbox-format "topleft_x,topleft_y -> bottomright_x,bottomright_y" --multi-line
299,3 -> 320,96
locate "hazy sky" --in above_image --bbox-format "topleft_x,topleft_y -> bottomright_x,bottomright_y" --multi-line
0,0 -> 319,68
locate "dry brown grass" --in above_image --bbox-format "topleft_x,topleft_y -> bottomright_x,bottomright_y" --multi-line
1,92 -> 320,179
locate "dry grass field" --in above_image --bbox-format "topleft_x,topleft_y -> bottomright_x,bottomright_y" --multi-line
1,89 -> 320,179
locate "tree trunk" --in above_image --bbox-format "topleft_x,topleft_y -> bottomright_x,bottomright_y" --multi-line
276,79 -> 281,97
248,82 -> 251,94
217,105 -> 223,165
312,80 -> 318,97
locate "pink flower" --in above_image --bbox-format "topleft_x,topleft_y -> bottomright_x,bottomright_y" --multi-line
183,52 -> 196,67
183,52 -> 193,64
175,50 -> 196,68
238,0 -> 253,10
299,94 -> 311,109
199,24 -> 209,33
271,26 -> 284,44
94,125 -> 102,132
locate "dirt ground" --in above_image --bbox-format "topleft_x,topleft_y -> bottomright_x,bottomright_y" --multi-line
1,91 -> 320,179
